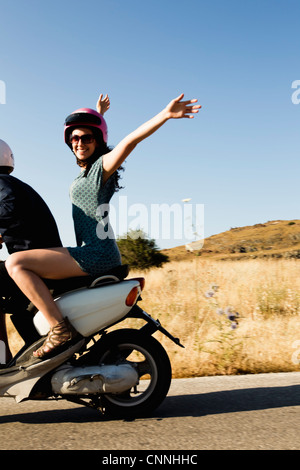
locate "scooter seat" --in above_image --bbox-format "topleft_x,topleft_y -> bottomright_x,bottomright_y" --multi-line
44,264 -> 130,297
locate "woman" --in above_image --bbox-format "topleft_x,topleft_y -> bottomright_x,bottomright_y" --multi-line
5,93 -> 201,359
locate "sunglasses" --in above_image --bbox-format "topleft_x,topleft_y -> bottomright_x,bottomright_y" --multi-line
70,134 -> 95,145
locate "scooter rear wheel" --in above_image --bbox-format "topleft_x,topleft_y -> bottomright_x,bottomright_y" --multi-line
91,329 -> 172,418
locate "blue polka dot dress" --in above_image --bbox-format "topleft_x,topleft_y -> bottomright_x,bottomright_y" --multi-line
67,156 -> 122,275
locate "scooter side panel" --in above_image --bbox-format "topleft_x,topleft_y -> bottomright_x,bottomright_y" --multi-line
0,339 -> 85,402
34,280 -> 140,337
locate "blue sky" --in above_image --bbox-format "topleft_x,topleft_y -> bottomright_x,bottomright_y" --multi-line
0,0 -> 299,254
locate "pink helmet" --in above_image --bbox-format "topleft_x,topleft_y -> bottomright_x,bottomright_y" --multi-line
64,108 -> 108,146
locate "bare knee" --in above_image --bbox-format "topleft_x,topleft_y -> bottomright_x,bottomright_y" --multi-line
5,253 -> 26,278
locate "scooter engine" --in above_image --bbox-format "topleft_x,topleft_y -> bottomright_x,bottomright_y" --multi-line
51,364 -> 139,395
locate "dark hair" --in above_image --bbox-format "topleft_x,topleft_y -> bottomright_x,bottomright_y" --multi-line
72,127 -> 124,189
0,166 -> 13,174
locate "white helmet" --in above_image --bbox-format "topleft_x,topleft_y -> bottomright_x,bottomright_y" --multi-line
0,139 -> 14,168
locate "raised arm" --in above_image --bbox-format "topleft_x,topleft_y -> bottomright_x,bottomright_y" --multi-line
102,93 -> 201,183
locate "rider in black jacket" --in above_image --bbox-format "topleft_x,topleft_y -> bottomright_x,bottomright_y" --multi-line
0,139 -> 62,363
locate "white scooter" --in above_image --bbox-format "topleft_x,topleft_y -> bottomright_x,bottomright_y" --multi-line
0,265 -> 183,418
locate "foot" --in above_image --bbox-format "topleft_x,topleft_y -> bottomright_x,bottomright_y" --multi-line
33,317 -> 78,359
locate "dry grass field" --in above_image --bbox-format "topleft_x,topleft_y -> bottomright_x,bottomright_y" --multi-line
121,258 -> 300,377
6,257 -> 300,378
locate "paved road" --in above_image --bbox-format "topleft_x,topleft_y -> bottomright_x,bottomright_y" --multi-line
0,372 -> 299,450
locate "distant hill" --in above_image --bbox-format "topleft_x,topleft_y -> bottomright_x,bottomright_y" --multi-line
161,220 -> 300,261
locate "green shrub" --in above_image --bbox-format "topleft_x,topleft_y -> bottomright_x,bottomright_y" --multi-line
117,229 -> 169,270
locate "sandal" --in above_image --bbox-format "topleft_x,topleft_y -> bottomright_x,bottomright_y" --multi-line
33,317 -> 78,359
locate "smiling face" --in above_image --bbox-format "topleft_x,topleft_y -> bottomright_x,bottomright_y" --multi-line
70,127 -> 98,163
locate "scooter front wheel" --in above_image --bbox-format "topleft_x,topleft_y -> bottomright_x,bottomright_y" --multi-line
91,329 -> 172,418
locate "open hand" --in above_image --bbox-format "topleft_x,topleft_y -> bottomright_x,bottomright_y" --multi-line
96,93 -> 110,115
165,93 -> 201,119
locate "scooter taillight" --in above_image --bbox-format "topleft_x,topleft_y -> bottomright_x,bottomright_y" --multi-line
125,278 -> 145,306
125,286 -> 139,307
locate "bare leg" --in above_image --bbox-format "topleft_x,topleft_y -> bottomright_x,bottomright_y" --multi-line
6,248 -> 89,357
5,247 -> 88,328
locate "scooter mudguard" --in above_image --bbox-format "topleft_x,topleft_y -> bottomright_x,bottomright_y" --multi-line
0,338 -> 85,402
